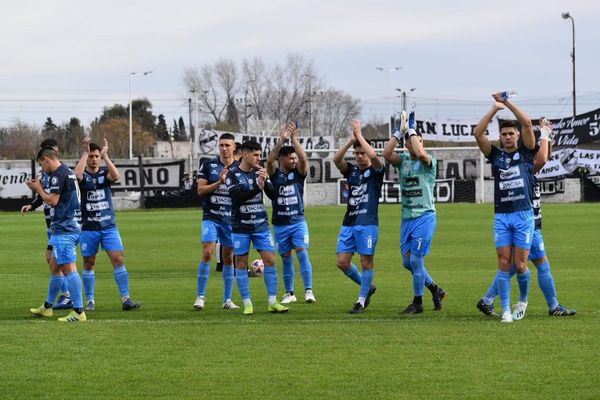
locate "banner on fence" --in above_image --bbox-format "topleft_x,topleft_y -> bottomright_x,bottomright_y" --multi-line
536,148 -> 600,179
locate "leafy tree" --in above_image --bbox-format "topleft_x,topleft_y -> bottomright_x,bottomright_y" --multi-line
156,114 -> 169,140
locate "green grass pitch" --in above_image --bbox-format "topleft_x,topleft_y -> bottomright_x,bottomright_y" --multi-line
1,203 -> 599,399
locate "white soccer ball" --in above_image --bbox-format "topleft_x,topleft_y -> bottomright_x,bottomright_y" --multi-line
249,259 -> 264,277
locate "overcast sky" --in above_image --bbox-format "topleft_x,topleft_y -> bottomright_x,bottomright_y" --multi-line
1,0 -> 599,128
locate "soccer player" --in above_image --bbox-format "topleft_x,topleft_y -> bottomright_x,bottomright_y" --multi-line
473,92 -> 536,323
477,118 -> 576,318
21,138 -> 72,309
75,137 -> 141,311
266,123 -> 316,304
194,133 -> 240,310
383,111 -> 447,314
27,146 -> 86,322
226,140 -> 288,315
334,120 -> 382,314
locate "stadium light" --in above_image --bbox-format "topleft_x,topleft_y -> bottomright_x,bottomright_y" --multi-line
376,66 -> 402,138
129,71 -> 153,159
561,12 -> 576,117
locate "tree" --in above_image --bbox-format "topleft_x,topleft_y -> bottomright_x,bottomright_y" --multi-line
90,119 -> 154,159
42,117 -> 57,134
0,120 -> 40,159
313,89 -> 361,138
156,114 -> 169,140
172,119 -> 179,138
95,98 -> 157,137
177,116 -> 187,141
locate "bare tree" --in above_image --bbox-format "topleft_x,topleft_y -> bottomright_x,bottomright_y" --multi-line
313,89 -> 361,138
0,120 -> 40,159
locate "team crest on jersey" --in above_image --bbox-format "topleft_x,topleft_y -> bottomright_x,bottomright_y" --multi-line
226,178 -> 231,185
51,176 -> 58,185
513,153 -> 520,161
364,169 -> 370,178
98,176 -> 105,184
288,172 -> 294,180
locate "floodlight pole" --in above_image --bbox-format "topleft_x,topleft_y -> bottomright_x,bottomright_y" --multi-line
129,70 -> 153,159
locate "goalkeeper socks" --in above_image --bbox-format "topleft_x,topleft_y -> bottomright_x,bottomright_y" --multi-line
496,270 -> 511,312
113,265 -> 130,297
413,296 -> 423,306
65,271 -> 84,309
222,264 -> 234,302
236,268 -> 251,300
46,275 -> 64,305
516,268 -> 530,303
281,254 -> 294,293
263,265 -> 278,297
344,263 -> 362,285
359,269 -> 374,302
426,283 -> 439,295
297,250 -> 313,290
410,254 -> 426,296
536,260 -> 558,310
82,269 -> 95,301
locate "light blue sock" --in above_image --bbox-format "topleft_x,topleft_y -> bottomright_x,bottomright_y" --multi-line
281,255 -> 294,293
536,261 -> 558,310
343,263 -> 362,285
60,277 -> 70,297
297,250 -> 313,290
359,269 -> 373,299
65,271 -> 84,309
82,270 -> 96,301
113,265 -> 130,297
263,265 -> 278,297
517,268 -> 530,303
483,275 -> 499,305
46,275 -> 64,305
496,270 -> 511,312
222,265 -> 235,302
196,261 -> 210,297
410,254 -> 425,296
235,268 -> 251,300
403,254 -> 433,286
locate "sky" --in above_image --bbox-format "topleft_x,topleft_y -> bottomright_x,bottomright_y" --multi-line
1,0 -> 599,129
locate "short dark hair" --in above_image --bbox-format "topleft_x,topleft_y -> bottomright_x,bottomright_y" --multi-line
278,146 -> 296,157
219,133 -> 235,141
89,143 -> 101,152
40,138 -> 58,149
36,147 -> 58,161
234,142 -> 242,153
500,120 -> 520,131
241,140 -> 262,152
353,139 -> 371,149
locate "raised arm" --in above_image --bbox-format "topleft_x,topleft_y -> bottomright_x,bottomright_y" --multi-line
352,119 -> 382,169
75,137 -> 91,182
101,138 -> 120,182
474,101 -> 504,157
383,111 -> 405,166
333,131 -> 355,175
289,123 -> 308,176
493,92 -> 535,150
266,124 -> 289,176
534,118 -> 553,173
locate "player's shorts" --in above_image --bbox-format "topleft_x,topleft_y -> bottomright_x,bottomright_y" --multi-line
232,229 -> 275,256
401,211 -> 437,257
336,225 -> 379,256
273,221 -> 310,255
202,220 -> 233,248
46,229 -> 53,251
528,229 -> 546,260
80,227 -> 124,257
49,233 -> 80,265
494,209 -> 535,250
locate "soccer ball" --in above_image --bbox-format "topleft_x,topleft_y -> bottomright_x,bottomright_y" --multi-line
249,259 -> 264,277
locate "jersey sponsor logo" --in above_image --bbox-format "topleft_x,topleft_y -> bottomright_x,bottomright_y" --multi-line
210,196 -> 232,205
403,176 -> 420,187
210,163 -> 217,168
87,189 -> 106,201
348,193 -> 368,206
279,185 -> 296,196
85,201 -> 110,211
277,196 -> 298,206
241,218 -> 266,224
499,178 -> 524,190
351,183 -> 367,197
240,204 -> 265,213
402,189 -> 423,198
499,166 -> 520,180
214,185 -> 229,195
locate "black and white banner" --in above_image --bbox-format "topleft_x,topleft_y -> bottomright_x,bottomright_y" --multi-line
195,129 -> 334,159
499,107 -> 600,147
411,116 -> 500,142
536,148 -> 600,179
